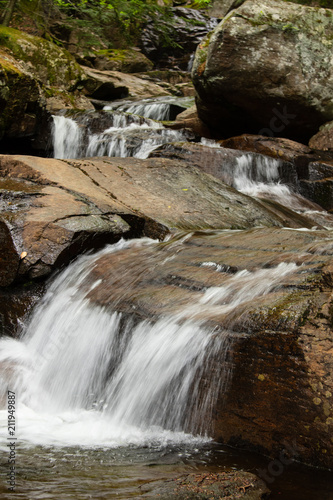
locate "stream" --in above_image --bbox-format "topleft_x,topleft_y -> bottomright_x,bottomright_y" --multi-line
0,97 -> 333,499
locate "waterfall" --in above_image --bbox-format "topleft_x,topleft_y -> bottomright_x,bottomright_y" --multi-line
52,107 -> 189,160
104,96 -> 194,121
52,115 -> 83,159
0,236 -> 298,449
105,100 -> 172,121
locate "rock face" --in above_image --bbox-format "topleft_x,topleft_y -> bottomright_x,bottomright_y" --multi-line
140,7 -> 218,70
85,227 -> 333,469
0,50 -> 41,141
0,153 -> 296,285
192,0 -> 333,142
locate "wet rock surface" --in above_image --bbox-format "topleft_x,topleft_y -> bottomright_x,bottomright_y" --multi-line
85,227 -> 333,468
141,471 -> 270,499
192,0 -> 333,142
0,154 -> 295,285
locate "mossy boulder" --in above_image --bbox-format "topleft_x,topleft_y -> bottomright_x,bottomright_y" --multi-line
0,27 -> 83,89
0,50 -> 41,140
192,0 -> 333,142
0,27 -> 94,142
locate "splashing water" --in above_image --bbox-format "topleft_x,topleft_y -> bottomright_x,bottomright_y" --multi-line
0,236 -> 298,450
52,98 -> 192,160
52,115 -> 83,159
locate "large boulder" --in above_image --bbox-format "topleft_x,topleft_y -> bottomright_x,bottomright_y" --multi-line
0,27 -> 83,90
192,0 -> 333,142
0,153 -> 299,285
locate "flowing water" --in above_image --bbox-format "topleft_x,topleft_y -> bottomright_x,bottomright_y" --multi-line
52,106 -> 332,227
52,97 -> 192,160
0,236 -> 332,498
3,98 -> 333,498
200,140 -> 333,227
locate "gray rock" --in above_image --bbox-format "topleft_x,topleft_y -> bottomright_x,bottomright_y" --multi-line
192,0 -> 333,142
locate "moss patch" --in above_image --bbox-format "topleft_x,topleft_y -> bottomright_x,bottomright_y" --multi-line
0,27 -> 83,89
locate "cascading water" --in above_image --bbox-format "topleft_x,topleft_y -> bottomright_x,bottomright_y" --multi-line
51,97 -> 192,160
208,151 -> 332,225
52,115 -> 83,159
0,236 -> 298,450
104,96 -> 194,122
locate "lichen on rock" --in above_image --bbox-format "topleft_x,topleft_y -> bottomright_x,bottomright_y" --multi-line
192,0 -> 333,142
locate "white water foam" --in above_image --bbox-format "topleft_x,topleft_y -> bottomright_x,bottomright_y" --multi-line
52,115 -> 83,159
0,238 -> 298,450
52,112 -> 187,160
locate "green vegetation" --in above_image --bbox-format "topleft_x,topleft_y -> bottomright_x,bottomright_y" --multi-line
0,0 -> 204,51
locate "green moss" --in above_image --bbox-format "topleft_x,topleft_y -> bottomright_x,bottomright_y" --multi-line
0,27 -> 82,89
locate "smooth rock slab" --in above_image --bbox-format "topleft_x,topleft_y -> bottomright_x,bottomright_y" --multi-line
0,154 -> 294,285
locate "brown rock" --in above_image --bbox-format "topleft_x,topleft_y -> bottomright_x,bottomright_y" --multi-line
0,153 -> 297,285
219,135 -> 312,164
166,117 -> 211,138
81,67 -> 171,101
309,121 -> 333,152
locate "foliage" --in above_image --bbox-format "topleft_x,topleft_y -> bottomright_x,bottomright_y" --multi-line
51,0 -> 168,46
189,0 -> 212,8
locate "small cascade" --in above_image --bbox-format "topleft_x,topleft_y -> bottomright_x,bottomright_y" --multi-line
104,96 -> 194,121
52,103 -> 191,160
0,236 -> 298,449
232,154 -> 291,197
52,115 -> 83,159
216,153 -> 332,223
